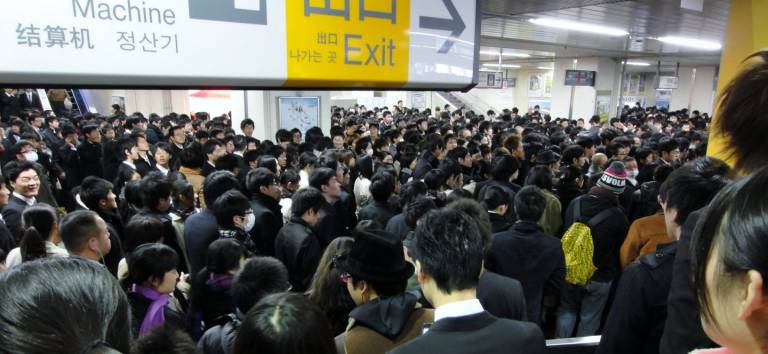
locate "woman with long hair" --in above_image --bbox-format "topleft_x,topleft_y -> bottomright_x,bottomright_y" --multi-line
306,236 -> 356,336
4,204 -> 66,267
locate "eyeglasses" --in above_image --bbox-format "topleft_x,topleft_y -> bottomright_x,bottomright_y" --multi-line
339,272 -> 351,284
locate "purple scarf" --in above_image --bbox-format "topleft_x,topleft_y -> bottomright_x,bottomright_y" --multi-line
131,284 -> 170,337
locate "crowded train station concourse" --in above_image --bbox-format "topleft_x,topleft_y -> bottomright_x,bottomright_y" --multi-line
1,0 -> 767,353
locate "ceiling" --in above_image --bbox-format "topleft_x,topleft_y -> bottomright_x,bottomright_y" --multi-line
478,0 -> 729,67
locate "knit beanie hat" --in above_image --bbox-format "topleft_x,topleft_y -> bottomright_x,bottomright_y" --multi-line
597,161 -> 627,194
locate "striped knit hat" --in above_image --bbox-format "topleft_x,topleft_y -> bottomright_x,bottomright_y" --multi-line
597,161 -> 627,194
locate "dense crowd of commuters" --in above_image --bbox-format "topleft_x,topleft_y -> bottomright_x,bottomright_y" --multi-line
0,50 -> 767,354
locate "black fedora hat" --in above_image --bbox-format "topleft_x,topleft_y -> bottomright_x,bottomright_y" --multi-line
337,229 -> 414,283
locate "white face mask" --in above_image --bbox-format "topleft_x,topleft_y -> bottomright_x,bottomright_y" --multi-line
628,169 -> 639,179
24,151 -> 38,162
244,213 -> 255,232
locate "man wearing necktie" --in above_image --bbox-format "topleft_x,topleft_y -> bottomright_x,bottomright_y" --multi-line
20,89 -> 43,113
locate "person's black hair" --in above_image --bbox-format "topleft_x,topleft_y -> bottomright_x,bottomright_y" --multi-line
423,169 -> 446,191
575,135 -> 595,149
59,210 -> 101,254
139,172 -> 172,212
514,186 -> 547,223
194,130 -> 210,141
714,51 -> 768,172
446,146 -> 469,161
357,155 -> 374,180
309,167 -> 336,190
280,169 -> 300,185
692,165 -> 768,326
116,136 -> 136,161
422,134 -> 446,154
399,180 -> 427,208
168,125 -> 185,139
214,153 -> 240,173
658,157 -> 733,226
438,158 -> 462,180
203,139 -> 223,157
299,152 -> 317,169
129,325 -> 198,354
275,129 -> 292,143
202,171 -> 241,208
212,190 -> 250,229
246,167 -> 278,197
233,293 -> 335,354
231,256 -> 290,313
658,138 -> 680,154
315,153 -> 340,171
123,243 -> 179,289
123,215 -> 165,254
559,165 -> 584,185
19,204 -> 58,262
82,124 -> 100,136
354,136 -> 372,156
291,187 -> 327,218
0,257 -> 131,353
153,141 -> 173,157
179,143 -> 204,169
403,196 -> 437,229
444,198 -> 492,248
481,185 -> 508,211
3,160 -> 37,185
369,171 -> 395,203
240,118 -> 255,131
490,155 -> 520,182
526,165 -> 554,191
412,209 -> 484,293
561,145 -> 585,165
256,156 -> 278,174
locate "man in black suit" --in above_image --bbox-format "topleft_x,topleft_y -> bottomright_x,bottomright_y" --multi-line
1,161 -> 40,241
184,171 -> 240,276
390,209 -> 545,354
202,139 -> 226,177
245,168 -> 283,256
18,89 -> 43,112
0,89 -> 21,121
485,186 -> 565,325
78,125 -> 104,179
131,132 -> 155,177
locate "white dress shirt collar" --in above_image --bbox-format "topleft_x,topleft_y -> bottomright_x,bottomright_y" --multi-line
434,298 -> 484,323
122,160 -> 136,170
13,192 -> 36,206
156,165 -> 169,176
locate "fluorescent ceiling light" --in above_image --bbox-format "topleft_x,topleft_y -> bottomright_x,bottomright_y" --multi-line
622,61 -> 651,66
656,36 -> 721,50
483,63 -> 521,68
480,50 -> 531,58
537,66 -> 554,70
529,18 -> 628,36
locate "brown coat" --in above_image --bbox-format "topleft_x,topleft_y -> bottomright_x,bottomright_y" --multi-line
619,213 -> 670,269
180,166 -> 205,207
339,308 -> 434,354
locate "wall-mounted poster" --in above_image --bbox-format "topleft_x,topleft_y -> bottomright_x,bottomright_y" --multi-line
528,73 -> 553,97
278,96 -> 320,134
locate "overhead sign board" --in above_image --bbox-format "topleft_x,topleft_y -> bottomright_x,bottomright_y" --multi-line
564,70 -> 596,86
476,71 -> 503,89
0,0 -> 480,90
658,76 -> 679,89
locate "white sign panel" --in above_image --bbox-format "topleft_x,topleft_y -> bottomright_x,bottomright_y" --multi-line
0,0 -> 479,90
658,76 -> 679,89
476,71 -> 504,89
